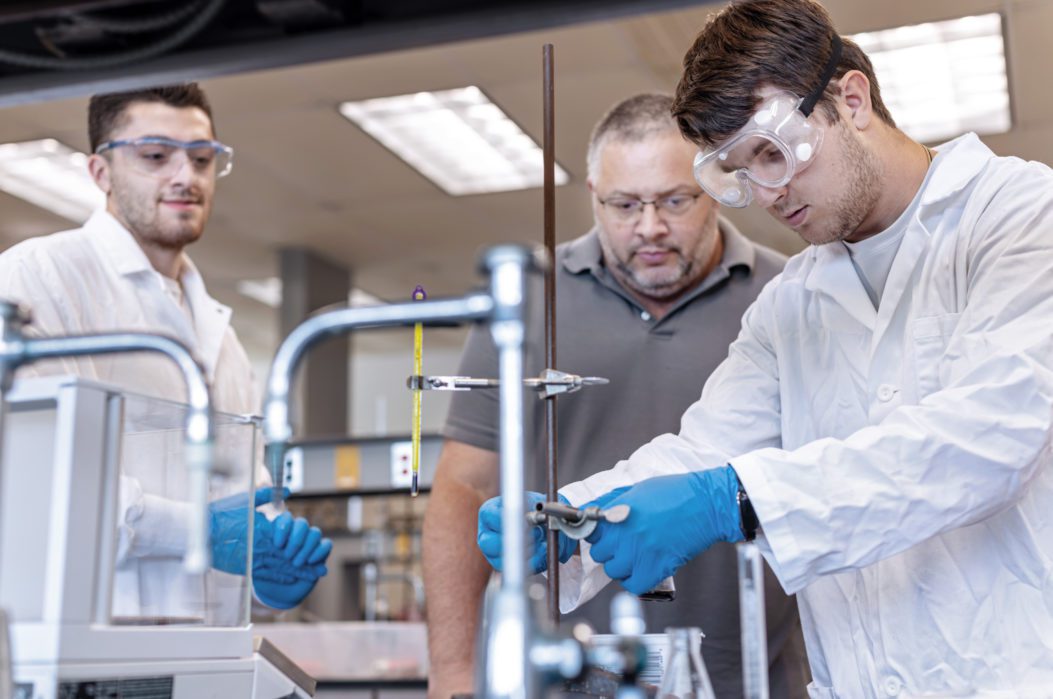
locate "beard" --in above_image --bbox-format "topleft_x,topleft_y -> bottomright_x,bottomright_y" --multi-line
798,122 -> 883,246
614,249 -> 693,298
597,206 -> 720,301
110,180 -> 207,251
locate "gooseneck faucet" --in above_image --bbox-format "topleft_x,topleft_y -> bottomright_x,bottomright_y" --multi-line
261,246 -> 539,699
0,299 -> 215,574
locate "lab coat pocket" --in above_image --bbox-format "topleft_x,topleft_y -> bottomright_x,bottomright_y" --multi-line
806,682 -> 838,699
911,313 -> 961,398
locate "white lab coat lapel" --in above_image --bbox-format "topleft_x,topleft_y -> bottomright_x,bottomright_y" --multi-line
803,243 -> 877,331
150,274 -> 198,355
871,134 -> 994,358
180,257 -> 231,383
92,212 -> 197,349
868,220 -> 929,355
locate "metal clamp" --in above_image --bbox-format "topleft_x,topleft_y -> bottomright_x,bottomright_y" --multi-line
528,368 -> 609,398
527,501 -> 630,540
407,368 -> 608,398
407,375 -> 496,391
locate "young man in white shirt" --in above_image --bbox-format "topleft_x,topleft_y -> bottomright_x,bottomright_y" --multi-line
0,84 -> 330,618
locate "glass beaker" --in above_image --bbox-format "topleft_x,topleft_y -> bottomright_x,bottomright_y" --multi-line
657,627 -> 716,699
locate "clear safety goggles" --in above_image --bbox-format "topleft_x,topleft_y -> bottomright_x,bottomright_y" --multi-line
95,136 -> 234,179
692,34 -> 843,208
693,92 -> 824,208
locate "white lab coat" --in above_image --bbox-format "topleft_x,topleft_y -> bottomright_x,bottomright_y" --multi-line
561,133 -> 1053,698
0,210 -> 263,623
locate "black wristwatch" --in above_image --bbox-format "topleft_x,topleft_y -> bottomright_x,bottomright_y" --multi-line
735,474 -> 759,542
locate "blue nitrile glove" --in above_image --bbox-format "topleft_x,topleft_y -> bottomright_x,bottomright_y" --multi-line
254,512 -> 333,610
209,487 -> 332,608
210,487 -> 289,575
585,466 -> 744,596
477,489 -> 628,574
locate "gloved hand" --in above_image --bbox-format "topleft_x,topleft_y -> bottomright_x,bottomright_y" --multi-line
210,487 -> 288,575
253,511 -> 333,610
209,487 -> 333,609
585,466 -> 744,595
477,489 -> 627,574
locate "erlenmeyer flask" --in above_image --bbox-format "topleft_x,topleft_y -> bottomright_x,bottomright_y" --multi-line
657,627 -> 716,699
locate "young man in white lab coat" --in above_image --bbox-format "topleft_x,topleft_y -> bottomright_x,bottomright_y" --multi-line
0,84 -> 331,619
478,0 -> 1053,695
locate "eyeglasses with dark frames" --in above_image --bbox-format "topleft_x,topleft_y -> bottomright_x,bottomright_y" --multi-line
596,191 -> 705,223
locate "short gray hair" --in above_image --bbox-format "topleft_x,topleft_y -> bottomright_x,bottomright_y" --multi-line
586,93 -> 679,179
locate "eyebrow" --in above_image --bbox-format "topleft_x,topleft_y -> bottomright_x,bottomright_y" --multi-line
718,140 -> 772,173
121,135 -> 216,144
750,140 -> 770,159
115,134 -> 177,142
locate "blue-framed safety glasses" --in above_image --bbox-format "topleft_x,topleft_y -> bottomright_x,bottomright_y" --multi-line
95,136 -> 234,179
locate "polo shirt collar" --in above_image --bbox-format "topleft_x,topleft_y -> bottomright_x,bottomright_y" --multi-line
562,228 -> 605,275
710,217 -> 756,282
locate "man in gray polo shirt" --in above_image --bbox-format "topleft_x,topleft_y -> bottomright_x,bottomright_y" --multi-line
422,93 -> 807,698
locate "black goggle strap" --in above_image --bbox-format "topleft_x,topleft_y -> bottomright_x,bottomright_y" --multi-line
798,33 -> 843,117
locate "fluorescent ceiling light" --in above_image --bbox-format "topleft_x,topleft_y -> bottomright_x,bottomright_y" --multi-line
0,139 -> 103,222
237,277 -> 384,309
849,13 -> 1010,143
338,86 -> 569,196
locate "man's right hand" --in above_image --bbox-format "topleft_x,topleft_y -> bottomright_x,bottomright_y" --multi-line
476,491 -> 576,574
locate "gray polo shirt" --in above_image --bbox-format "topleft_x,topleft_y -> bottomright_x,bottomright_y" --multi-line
443,220 -> 808,698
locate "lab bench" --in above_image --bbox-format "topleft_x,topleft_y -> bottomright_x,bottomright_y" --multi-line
255,622 -> 428,699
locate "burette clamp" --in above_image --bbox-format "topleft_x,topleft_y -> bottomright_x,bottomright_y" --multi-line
406,369 -> 608,397
527,501 -> 630,540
